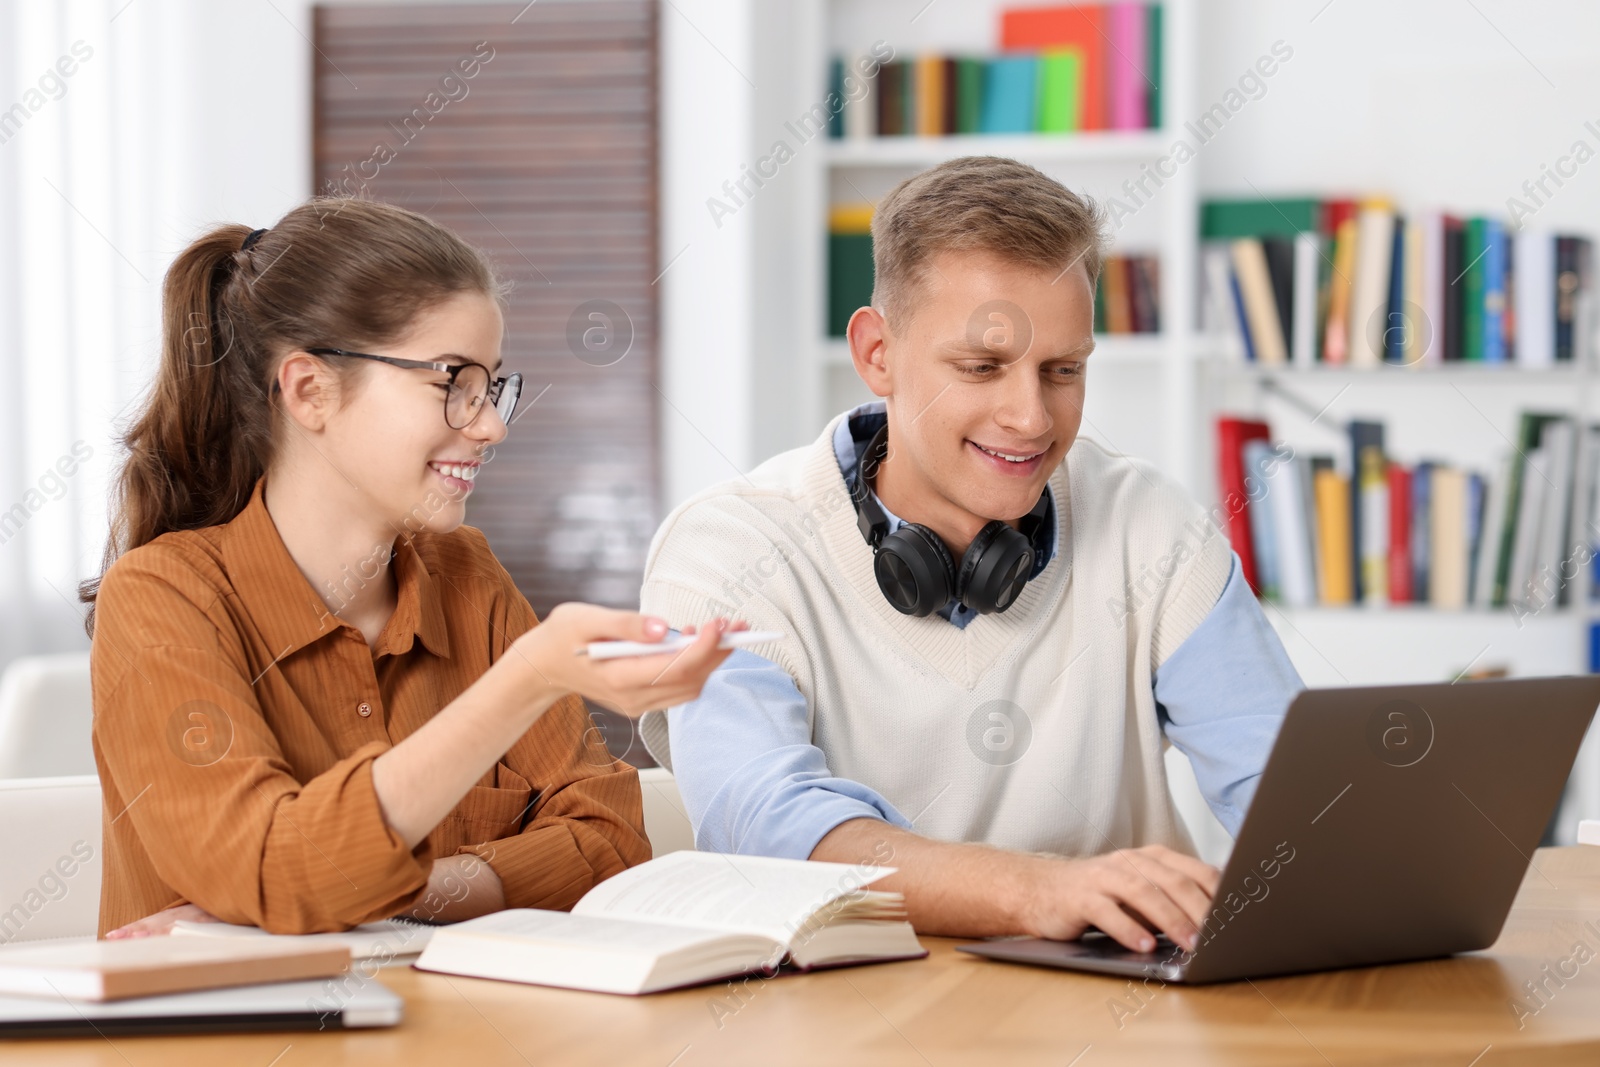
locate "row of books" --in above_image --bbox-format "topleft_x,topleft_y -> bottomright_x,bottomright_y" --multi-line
828,4 -> 1162,139
1200,197 -> 1597,368
1093,255 -> 1161,334
827,203 -> 1162,338
1217,412 -> 1600,611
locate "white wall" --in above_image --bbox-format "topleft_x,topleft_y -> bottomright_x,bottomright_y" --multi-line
1195,0 -> 1600,229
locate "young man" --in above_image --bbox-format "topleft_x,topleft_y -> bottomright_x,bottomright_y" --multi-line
639,156 -> 1302,953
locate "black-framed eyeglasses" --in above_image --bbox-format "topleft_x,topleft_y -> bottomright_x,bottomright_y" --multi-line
306,347 -> 522,430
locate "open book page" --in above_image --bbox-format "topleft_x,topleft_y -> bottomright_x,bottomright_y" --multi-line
570,852 -> 897,945
446,909 -> 772,956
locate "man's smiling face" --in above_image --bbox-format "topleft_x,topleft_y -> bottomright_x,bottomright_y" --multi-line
848,250 -> 1096,554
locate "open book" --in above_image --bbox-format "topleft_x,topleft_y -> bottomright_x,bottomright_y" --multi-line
413,851 -> 925,994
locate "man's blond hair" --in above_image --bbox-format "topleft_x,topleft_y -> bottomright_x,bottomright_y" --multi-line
869,156 -> 1108,327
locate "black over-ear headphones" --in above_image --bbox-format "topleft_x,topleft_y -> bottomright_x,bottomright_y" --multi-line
851,425 -> 1050,617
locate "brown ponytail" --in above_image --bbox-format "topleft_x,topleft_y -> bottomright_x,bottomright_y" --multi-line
79,197 -> 502,633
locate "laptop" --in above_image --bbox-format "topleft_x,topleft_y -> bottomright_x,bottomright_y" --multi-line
959,675 -> 1600,984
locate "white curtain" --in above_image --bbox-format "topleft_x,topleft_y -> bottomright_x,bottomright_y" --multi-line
0,0 -> 311,672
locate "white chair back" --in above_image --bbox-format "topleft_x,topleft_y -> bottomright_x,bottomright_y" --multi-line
0,651 -> 94,779
0,775 -> 102,944
637,766 -> 694,857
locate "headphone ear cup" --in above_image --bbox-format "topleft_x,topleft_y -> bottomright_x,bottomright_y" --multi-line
873,524 -> 956,616
956,521 -> 1036,615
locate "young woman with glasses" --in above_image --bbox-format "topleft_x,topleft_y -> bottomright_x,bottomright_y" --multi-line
81,198 -> 738,937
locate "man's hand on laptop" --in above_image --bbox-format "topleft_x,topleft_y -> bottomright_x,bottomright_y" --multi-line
1023,845 -> 1219,954
813,821 -> 1219,951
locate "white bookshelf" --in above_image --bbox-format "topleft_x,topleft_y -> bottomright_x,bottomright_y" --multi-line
1197,289 -> 1600,845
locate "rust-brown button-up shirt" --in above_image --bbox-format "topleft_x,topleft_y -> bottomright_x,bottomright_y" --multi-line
90,479 -> 649,936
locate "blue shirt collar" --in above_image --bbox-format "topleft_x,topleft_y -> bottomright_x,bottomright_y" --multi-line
831,402 -> 1056,626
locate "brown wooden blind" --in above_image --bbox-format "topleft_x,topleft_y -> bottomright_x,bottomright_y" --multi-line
312,1 -> 660,620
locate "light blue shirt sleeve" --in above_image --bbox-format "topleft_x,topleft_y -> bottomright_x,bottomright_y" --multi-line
1154,550 -> 1304,837
665,650 -> 913,859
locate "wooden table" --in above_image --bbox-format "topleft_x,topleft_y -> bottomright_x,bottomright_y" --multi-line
12,846 -> 1600,1066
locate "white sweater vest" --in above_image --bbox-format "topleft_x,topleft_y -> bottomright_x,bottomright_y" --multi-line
640,414 -> 1232,857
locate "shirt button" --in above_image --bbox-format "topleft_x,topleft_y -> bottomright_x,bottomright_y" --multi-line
357,701 -> 373,718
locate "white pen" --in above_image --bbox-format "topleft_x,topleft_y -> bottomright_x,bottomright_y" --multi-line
577,630 -> 784,660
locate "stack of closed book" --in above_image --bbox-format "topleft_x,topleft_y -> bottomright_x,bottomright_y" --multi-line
1201,198 -> 1595,368
1217,412 -> 1599,613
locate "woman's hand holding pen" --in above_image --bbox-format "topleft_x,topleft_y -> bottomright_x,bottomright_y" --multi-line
516,604 -> 745,716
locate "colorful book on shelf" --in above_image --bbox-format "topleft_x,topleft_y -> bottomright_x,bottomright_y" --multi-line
1430,466 -> 1468,608
1321,200 -> 1359,364
1348,420 -> 1385,602
1474,454 -> 1511,607
827,203 -> 875,338
1533,419 -> 1576,609
1442,215 -> 1465,360
1244,441 -> 1281,601
1411,461 -> 1433,602
876,61 -> 904,136
1465,471 -> 1487,605
1301,455 -> 1327,603
1107,2 -> 1147,130
1146,3 -> 1162,128
828,58 -> 845,139
1556,237 -> 1596,363
1402,212 -> 1427,365
1104,257 -> 1131,333
1493,412 -> 1568,605
1346,199 -> 1394,367
1231,241 -> 1288,364
1482,218 -> 1508,363
1036,50 -> 1084,132
1383,215 -> 1407,364
1416,210 -> 1443,365
999,4 -> 1108,130
1585,427 -> 1600,604
1215,417 -> 1272,593
1264,446 -> 1317,607
1463,218 -> 1489,360
1388,462 -> 1413,602
1129,257 -> 1160,333
841,50 -> 877,139
1516,231 -> 1556,368
1314,466 -> 1354,605
915,54 -> 947,136
1357,428 -> 1390,601
980,56 -> 1038,133
955,58 -> 985,133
